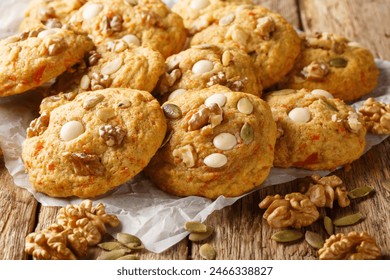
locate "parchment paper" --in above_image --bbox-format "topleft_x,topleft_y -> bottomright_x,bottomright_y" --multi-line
0,0 -> 389,253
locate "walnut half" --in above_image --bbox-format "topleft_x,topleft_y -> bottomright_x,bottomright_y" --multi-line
359,97 -> 390,134
259,193 -> 320,228
318,231 -> 381,260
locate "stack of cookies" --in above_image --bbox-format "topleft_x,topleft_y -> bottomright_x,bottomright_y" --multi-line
0,0 -> 381,200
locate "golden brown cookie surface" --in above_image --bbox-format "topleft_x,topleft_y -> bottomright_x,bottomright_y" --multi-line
278,32 -> 379,101
145,85 -> 276,199
22,88 -> 167,198
265,89 -> 367,170
0,27 -> 93,97
158,44 -> 262,100
190,4 -> 301,89
69,0 -> 187,58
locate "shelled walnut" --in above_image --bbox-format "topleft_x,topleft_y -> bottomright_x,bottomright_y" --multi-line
301,174 -> 350,208
25,224 -> 87,260
318,231 -> 381,260
259,193 -> 320,228
57,200 -> 120,246
359,97 -> 390,134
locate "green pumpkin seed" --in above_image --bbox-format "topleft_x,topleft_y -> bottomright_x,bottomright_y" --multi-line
160,130 -> 173,148
240,122 -> 254,144
124,242 -> 145,250
184,221 -> 207,233
330,58 -> 348,68
333,212 -> 364,227
271,230 -> 303,243
323,216 -> 334,236
162,104 -> 182,119
117,233 -> 142,246
305,231 -> 325,249
97,249 -> 127,260
348,186 -> 375,199
116,254 -> 140,260
189,225 -> 214,242
199,243 -> 216,260
98,242 -> 132,252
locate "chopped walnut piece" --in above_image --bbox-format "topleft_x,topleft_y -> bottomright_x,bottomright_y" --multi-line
188,103 -> 223,131
159,69 -> 182,94
172,144 -> 197,167
65,152 -> 105,176
101,15 -> 123,35
305,32 -> 348,54
301,61 -> 329,81
206,71 -> 248,92
259,193 -> 320,228
90,72 -> 112,90
27,111 -> 50,138
345,111 -> 363,133
302,174 -> 350,208
46,37 -> 67,56
359,98 -> 390,134
318,231 -> 381,260
99,125 -> 127,147
25,224 -> 82,260
256,16 -> 276,40
57,200 -> 120,246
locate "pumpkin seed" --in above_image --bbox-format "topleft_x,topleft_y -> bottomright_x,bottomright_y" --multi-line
199,243 -> 216,260
240,122 -> 254,144
333,212 -> 364,227
116,254 -> 140,260
305,231 -> 325,249
330,58 -> 348,68
162,104 -> 182,119
97,249 -> 127,260
189,225 -> 214,242
117,233 -> 142,246
323,216 -> 334,236
124,242 -> 145,250
382,180 -> 390,192
348,185 -> 374,199
271,230 -> 303,243
98,242 -> 132,252
184,221 -> 207,233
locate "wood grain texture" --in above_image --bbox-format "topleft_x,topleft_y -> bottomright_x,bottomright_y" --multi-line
253,0 -> 301,27
0,159 -> 37,260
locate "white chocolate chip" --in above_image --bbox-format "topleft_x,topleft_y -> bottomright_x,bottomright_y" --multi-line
82,3 -> 103,20
192,60 -> 214,74
190,0 -> 210,10
37,29 -> 57,38
60,121 -> 85,141
311,89 -> 334,99
168,89 -> 187,100
96,108 -> 116,122
122,34 -> 140,46
213,133 -> 237,151
204,153 -> 228,168
205,93 -> 227,107
331,114 -> 337,122
80,75 -> 91,90
101,57 -> 123,75
237,98 -> 253,114
288,108 -> 311,123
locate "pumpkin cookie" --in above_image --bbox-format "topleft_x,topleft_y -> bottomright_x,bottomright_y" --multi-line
69,0 -> 187,58
22,88 -> 167,198
172,0 -> 252,31
190,4 -> 301,89
51,38 -> 165,94
265,89 -> 366,170
278,32 -> 379,102
19,0 -> 88,31
158,44 -> 262,100
0,27 -> 93,97
145,85 -> 276,199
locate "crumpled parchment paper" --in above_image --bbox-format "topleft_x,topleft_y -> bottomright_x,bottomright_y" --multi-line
0,0 -> 389,253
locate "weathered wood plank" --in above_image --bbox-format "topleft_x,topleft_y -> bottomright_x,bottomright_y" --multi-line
0,159 -> 37,260
299,0 -> 390,59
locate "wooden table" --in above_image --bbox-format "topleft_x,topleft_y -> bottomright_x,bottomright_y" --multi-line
1,0 -> 389,260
